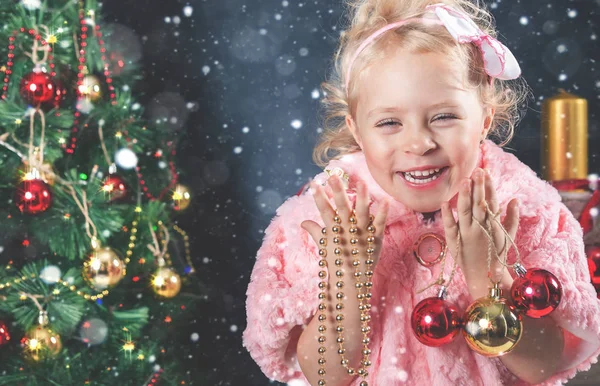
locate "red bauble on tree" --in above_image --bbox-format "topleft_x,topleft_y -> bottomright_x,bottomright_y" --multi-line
20,71 -> 56,105
15,177 -> 53,214
411,287 -> 463,347
102,174 -> 128,202
0,320 -> 10,345
510,263 -> 562,318
41,79 -> 67,110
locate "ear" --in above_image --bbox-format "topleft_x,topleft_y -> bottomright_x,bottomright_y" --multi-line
345,114 -> 363,149
482,107 -> 495,138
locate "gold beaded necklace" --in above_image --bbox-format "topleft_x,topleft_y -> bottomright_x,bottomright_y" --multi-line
317,209 -> 376,386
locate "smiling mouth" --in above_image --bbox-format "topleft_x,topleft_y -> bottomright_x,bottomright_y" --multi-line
398,166 -> 449,184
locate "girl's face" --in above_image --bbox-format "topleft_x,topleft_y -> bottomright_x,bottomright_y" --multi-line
346,48 -> 493,213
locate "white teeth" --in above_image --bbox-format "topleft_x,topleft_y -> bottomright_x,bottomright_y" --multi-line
407,168 -> 441,177
401,167 -> 444,184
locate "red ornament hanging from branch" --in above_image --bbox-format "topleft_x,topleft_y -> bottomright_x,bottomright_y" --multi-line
2,27 -> 56,101
19,71 -> 55,105
15,173 -> 53,215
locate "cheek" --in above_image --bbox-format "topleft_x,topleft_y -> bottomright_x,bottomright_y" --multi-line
364,138 -> 394,161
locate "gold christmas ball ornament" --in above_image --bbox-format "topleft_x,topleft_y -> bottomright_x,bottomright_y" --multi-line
172,184 -> 191,211
78,75 -> 103,102
152,267 -> 181,298
83,246 -> 126,290
23,325 -> 62,361
462,284 -> 523,357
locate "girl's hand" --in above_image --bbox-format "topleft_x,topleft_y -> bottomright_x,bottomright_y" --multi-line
301,174 -> 389,276
440,168 -> 520,286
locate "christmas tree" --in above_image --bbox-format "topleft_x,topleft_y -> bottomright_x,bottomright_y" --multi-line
0,1 -> 202,384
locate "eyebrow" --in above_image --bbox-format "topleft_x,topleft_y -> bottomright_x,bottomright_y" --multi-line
366,101 -> 462,119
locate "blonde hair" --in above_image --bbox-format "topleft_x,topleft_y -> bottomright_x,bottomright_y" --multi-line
313,0 -> 532,168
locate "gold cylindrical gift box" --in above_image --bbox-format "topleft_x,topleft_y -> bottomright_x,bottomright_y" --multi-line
541,89 -> 588,181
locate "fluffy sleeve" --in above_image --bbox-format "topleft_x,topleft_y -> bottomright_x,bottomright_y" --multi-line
242,195 -> 321,384
507,202 -> 600,385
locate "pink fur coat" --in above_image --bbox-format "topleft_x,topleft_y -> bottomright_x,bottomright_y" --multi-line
242,140 -> 600,385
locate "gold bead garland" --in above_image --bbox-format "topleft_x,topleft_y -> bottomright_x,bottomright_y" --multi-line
317,225 -> 329,386
0,216 -> 139,302
316,209 -> 375,386
336,210 -> 374,382
172,224 -> 196,274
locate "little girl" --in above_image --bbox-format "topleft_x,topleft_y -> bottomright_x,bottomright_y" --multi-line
243,1 -> 600,385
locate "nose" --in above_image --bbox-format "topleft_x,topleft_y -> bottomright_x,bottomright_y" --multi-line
402,124 -> 437,156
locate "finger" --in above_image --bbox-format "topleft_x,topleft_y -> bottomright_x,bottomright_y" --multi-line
503,199 -> 520,243
441,201 -> 458,246
484,168 -> 500,214
472,168 -> 487,224
354,177 -> 370,228
329,174 -> 352,220
310,182 -> 336,226
301,219 -> 323,247
457,177 -> 473,227
372,200 -> 389,232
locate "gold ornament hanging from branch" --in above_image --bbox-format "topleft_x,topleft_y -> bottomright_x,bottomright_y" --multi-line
78,74 -> 103,102
22,325 -> 62,361
172,184 -> 191,211
147,221 -> 182,298
83,244 -> 126,291
151,266 -> 182,298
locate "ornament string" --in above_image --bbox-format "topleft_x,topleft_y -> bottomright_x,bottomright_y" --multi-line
0,135 -> 26,159
417,201 -> 521,293
147,221 -> 170,266
27,108 -> 46,167
21,25 -> 51,65
66,186 -> 98,244
98,121 -> 113,166
472,203 -> 521,285
19,292 -> 44,313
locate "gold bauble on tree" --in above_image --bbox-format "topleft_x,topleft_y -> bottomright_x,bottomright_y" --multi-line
23,325 -> 62,361
83,246 -> 126,290
462,283 -> 523,357
78,75 -> 102,102
152,267 -> 181,298
172,184 -> 191,211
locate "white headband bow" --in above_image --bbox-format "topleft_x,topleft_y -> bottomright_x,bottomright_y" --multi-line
345,3 -> 521,93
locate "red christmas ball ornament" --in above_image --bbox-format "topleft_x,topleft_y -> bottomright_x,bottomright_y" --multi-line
15,177 -> 53,214
0,320 -> 10,345
20,71 -> 56,105
102,174 -> 128,202
510,263 -> 562,318
41,79 -> 67,110
411,287 -> 463,347
585,245 -> 600,298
